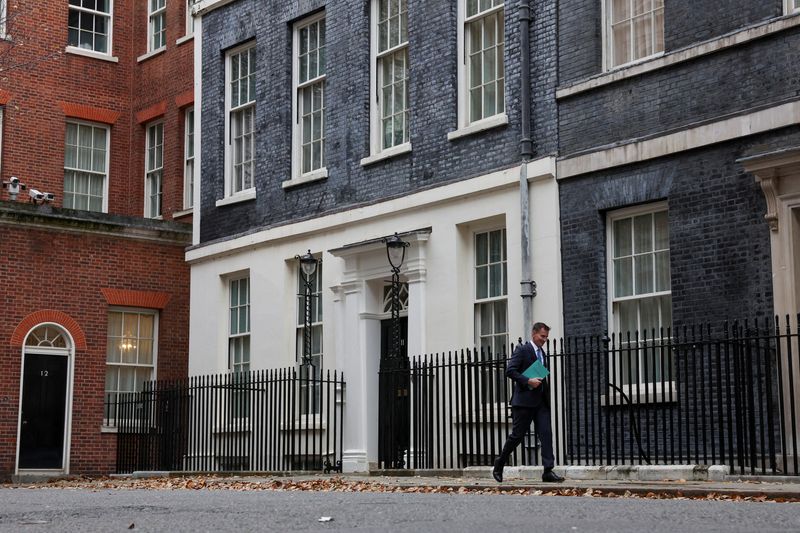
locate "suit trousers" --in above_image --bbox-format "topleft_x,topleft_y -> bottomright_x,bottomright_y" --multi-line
498,404 -> 555,470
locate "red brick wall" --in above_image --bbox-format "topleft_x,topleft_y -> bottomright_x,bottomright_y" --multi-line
1,0 -> 194,223
0,223 -> 190,477
0,0 -> 194,479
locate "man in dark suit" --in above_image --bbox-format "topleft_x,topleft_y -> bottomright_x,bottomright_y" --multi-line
492,321 -> 564,483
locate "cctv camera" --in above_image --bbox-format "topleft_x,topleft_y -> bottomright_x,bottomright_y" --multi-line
43,192 -> 55,202
29,189 -> 44,201
2,177 -> 27,201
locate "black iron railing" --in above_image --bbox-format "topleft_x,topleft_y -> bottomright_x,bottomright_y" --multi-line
108,366 -> 345,474
387,315 -> 800,476
559,316 -> 800,476
380,345 -> 547,469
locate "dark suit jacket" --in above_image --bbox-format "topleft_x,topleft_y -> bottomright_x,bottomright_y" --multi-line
507,341 -> 550,408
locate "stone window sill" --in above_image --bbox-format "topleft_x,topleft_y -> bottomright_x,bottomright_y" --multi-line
447,113 -> 508,141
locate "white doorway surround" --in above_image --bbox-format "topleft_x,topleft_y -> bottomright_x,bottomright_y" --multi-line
742,147 -> 800,463
329,229 -> 430,472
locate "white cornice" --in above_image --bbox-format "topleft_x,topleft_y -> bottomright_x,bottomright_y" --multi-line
557,100 -> 800,180
186,157 -> 556,263
193,0 -> 238,17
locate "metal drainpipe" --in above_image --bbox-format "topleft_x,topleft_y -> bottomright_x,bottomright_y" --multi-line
519,0 -> 536,333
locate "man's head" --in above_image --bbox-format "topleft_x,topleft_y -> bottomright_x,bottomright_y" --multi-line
531,322 -> 550,348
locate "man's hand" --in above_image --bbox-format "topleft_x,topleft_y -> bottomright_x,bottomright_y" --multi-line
528,378 -> 542,389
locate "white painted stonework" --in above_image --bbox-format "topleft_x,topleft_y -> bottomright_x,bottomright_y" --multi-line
187,157 -> 562,472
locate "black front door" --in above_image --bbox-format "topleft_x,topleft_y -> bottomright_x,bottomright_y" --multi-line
19,353 -> 68,469
378,317 -> 409,468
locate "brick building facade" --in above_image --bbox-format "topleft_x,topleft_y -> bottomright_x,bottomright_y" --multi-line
556,0 -> 800,336
554,1 -> 800,467
189,0 -> 560,472
0,0 -> 194,479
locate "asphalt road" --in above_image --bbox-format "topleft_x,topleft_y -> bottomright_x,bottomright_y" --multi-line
1,488 -> 799,533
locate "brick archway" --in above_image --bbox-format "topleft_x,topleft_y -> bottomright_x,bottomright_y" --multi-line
10,310 -> 87,350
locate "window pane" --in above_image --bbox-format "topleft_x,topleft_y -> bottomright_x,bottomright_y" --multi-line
476,266 -> 488,299
654,210 -> 668,249
639,296 -> 659,338
107,311 -> 122,336
494,301 -> 507,333
634,253 -> 654,294
480,303 -> 493,335
617,299 -> 637,336
138,340 -> 153,365
489,230 -> 502,262
614,257 -> 633,297
475,232 -> 488,265
655,250 -> 670,291
633,214 -> 653,253
119,367 -> 136,392
612,0 -> 630,23
489,263 -> 502,297
613,218 -> 632,257
107,337 -> 121,363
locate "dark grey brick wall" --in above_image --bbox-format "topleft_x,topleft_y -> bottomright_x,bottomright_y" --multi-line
199,0 -> 558,244
558,128 -> 800,339
559,25 -> 800,156
558,0 -> 786,87
665,0 -> 782,50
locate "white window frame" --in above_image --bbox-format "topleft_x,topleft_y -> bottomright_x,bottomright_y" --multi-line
473,227 -> 508,405
222,42 -> 256,202
185,0 -> 195,37
787,0 -> 800,14
67,0 -> 114,56
366,0 -> 410,161
104,308 -> 159,427
145,121 -> 164,219
228,275 -> 251,419
1,0 -> 8,39
63,120 -> 110,213
452,0 -> 507,138
148,0 -> 167,53
606,202 -> 673,390
228,276 -> 251,375
288,12 -> 328,187
602,0 -> 664,71
183,107 -> 194,209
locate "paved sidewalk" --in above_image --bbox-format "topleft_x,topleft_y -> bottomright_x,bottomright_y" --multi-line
117,467 -> 800,501
8,468 -> 800,502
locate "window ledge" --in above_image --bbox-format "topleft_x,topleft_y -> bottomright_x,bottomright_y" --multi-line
600,383 -> 678,407
447,113 -> 508,141
100,425 -> 118,433
173,207 -> 194,218
216,189 -> 256,207
282,168 -> 329,189
360,142 -> 412,166
65,46 -> 119,63
137,47 -> 166,63
557,12 -> 800,99
212,423 -> 252,434
176,34 -> 194,46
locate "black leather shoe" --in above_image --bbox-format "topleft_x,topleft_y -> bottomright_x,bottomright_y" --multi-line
541,469 -> 564,483
492,459 -> 503,483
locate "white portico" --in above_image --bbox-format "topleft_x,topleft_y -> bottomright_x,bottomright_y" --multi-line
329,230 -> 430,472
